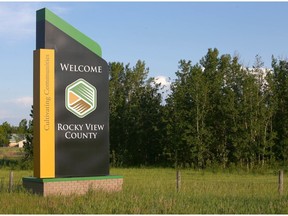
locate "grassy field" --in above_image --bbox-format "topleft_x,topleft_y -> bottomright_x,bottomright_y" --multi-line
0,147 -> 26,169
0,167 -> 287,214
0,147 -> 23,160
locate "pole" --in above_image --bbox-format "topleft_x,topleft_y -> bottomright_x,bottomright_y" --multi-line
176,169 -> 181,192
278,170 -> 284,195
9,171 -> 13,193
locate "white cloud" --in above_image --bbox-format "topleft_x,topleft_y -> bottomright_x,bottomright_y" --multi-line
6,96 -> 33,107
154,75 -> 171,87
13,96 -> 33,107
0,3 -> 69,41
0,96 -> 32,125
0,4 -> 36,40
49,5 -> 70,15
154,76 -> 172,103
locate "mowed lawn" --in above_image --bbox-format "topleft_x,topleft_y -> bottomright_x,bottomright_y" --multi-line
0,167 -> 287,214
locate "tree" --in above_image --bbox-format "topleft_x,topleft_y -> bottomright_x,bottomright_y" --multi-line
23,106 -> 33,161
207,54 -> 240,167
165,49 -> 279,169
17,119 -> 28,135
109,61 -> 165,166
0,126 -> 8,147
0,121 -> 12,147
165,59 -> 210,168
271,57 -> 288,164
248,55 -> 276,166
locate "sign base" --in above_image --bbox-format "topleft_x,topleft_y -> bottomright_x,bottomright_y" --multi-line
22,175 -> 123,196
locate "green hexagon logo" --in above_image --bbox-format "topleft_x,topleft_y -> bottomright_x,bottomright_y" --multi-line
65,78 -> 97,118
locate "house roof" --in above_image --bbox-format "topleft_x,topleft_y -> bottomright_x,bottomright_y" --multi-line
9,134 -> 25,143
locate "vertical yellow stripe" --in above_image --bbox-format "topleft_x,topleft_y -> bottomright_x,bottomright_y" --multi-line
33,49 -> 55,178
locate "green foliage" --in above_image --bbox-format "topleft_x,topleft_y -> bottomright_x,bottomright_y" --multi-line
22,106 -> 33,161
163,48 -> 285,169
109,61 -> 165,166
106,50 -> 288,168
0,122 -> 13,147
0,117 -> 30,148
271,57 -> 288,163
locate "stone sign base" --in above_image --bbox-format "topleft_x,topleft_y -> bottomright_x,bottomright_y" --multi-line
22,175 -> 123,196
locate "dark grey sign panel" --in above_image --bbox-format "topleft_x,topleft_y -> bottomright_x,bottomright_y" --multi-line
36,12 -> 109,177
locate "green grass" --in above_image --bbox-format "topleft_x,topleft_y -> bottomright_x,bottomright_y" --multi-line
0,168 -> 287,213
0,147 -> 27,169
0,147 -> 24,160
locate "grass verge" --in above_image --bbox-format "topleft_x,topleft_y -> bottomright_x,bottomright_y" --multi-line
0,168 -> 287,213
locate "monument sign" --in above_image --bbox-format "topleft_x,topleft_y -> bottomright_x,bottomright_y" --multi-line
34,8 -> 109,178
23,8 -> 122,196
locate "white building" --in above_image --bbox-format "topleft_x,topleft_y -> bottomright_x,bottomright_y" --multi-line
8,134 -> 26,148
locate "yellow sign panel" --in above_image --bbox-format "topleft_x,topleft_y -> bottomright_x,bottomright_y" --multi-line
33,49 -> 55,178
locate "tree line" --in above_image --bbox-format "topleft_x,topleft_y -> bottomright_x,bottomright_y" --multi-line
0,119 -> 31,147
4,47 -> 288,169
109,48 -> 288,169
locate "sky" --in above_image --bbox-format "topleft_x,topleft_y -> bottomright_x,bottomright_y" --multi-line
1,1 -> 288,125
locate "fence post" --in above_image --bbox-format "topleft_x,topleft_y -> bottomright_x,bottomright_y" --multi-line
9,171 -> 13,193
176,169 -> 181,192
278,170 -> 284,195
0,177 -> 4,192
